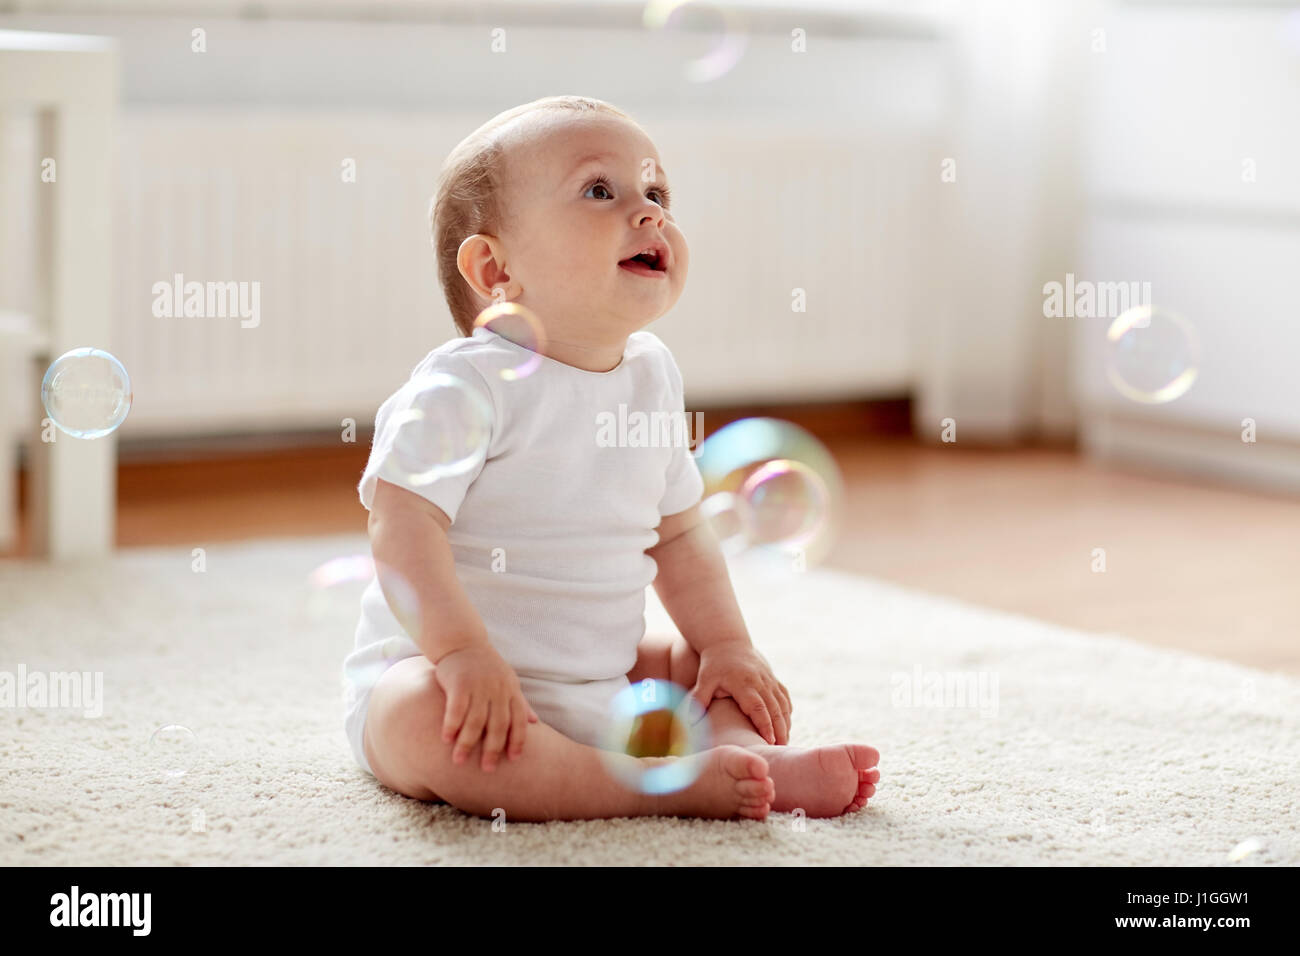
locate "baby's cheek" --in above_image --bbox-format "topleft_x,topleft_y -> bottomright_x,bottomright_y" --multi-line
671,238 -> 690,281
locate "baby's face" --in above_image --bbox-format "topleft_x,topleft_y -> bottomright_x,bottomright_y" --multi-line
486,112 -> 689,348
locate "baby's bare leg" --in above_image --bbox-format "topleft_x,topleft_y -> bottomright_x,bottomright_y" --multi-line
362,656 -> 774,822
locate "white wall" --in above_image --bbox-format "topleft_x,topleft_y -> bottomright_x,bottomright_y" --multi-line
1,4 -> 962,435
1075,2 -> 1300,490
2,1 -> 1138,448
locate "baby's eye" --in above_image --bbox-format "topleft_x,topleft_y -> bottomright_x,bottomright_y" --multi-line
583,176 -> 672,209
584,177 -> 614,201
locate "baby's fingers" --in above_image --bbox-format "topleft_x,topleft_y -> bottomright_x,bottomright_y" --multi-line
774,680 -> 793,719
766,685 -> 790,744
480,699 -> 510,772
442,690 -> 470,745
742,687 -> 777,744
506,696 -> 529,760
452,697 -> 489,765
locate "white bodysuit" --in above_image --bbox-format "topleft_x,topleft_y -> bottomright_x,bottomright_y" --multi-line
342,324 -> 704,776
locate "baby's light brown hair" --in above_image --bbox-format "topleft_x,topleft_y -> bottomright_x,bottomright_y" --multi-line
430,95 -> 634,338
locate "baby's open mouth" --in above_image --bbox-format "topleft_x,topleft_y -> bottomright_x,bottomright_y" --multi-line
617,248 -> 667,275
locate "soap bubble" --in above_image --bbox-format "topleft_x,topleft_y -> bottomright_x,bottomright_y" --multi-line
473,301 -> 548,381
1227,836 -> 1267,863
40,347 -> 132,438
381,372 -> 492,486
695,418 -> 842,567
598,679 -> 712,794
643,0 -> 749,83
308,553 -> 374,590
1105,306 -> 1200,404
739,458 -> 830,553
699,491 -> 754,556
306,554 -> 420,637
148,724 -> 198,779
306,553 -> 372,623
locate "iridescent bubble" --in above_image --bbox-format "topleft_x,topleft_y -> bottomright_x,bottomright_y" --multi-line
306,554 -> 420,637
307,552 -> 372,624
695,418 -> 842,567
308,553 -> 374,590
598,679 -> 712,795
373,561 -> 421,639
381,372 -> 492,486
1105,306 -> 1200,404
1227,836 -> 1267,863
739,458 -> 830,553
643,0 -> 749,83
473,301 -> 548,381
699,491 -> 754,556
40,347 -> 132,438
148,724 -> 198,779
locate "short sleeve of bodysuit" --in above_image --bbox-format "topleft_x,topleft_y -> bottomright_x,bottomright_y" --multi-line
357,350 -> 496,524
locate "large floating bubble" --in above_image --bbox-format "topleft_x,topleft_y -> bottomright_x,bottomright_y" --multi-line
598,679 -> 712,795
381,372 -> 492,487
643,0 -> 749,83
1105,305 -> 1200,405
41,347 -> 133,439
473,301 -> 548,382
695,417 -> 842,569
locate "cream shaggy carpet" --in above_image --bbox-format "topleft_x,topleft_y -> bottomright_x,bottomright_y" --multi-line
1,533 -> 1296,866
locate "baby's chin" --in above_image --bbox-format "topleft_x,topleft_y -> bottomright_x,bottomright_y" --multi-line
612,298 -> 676,331
551,295 -> 672,333
527,274 -> 679,329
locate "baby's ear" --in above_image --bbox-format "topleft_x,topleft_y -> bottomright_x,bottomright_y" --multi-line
457,234 -> 513,302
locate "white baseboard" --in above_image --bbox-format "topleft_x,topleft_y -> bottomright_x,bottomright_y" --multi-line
1080,409 -> 1300,496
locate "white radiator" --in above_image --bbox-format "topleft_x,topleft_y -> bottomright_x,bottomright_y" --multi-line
6,108 -> 931,439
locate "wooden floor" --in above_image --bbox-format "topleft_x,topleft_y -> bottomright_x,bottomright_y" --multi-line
5,415 -> 1298,675
826,439 -> 1300,674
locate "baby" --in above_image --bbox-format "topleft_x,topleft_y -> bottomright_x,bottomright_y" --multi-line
342,95 -> 879,821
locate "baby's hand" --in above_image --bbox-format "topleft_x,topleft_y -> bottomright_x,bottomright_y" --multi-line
689,641 -> 793,745
432,643 -> 539,772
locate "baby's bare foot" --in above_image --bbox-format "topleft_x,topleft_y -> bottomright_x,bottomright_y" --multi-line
654,745 -> 775,820
747,743 -> 880,817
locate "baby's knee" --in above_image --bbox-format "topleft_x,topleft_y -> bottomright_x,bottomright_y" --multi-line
629,632 -> 682,684
667,635 -> 701,687
384,657 -> 449,738
366,657 -> 454,794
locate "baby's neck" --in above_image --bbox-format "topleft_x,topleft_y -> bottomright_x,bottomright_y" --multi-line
537,334 -> 628,373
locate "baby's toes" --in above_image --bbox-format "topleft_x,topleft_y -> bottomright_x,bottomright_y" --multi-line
736,774 -> 774,820
735,780 -> 772,818
847,779 -> 876,811
847,744 -> 880,771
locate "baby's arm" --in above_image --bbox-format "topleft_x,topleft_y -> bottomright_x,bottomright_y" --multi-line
647,504 -> 750,648
369,478 -> 538,770
646,504 -> 793,744
368,479 -> 478,652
